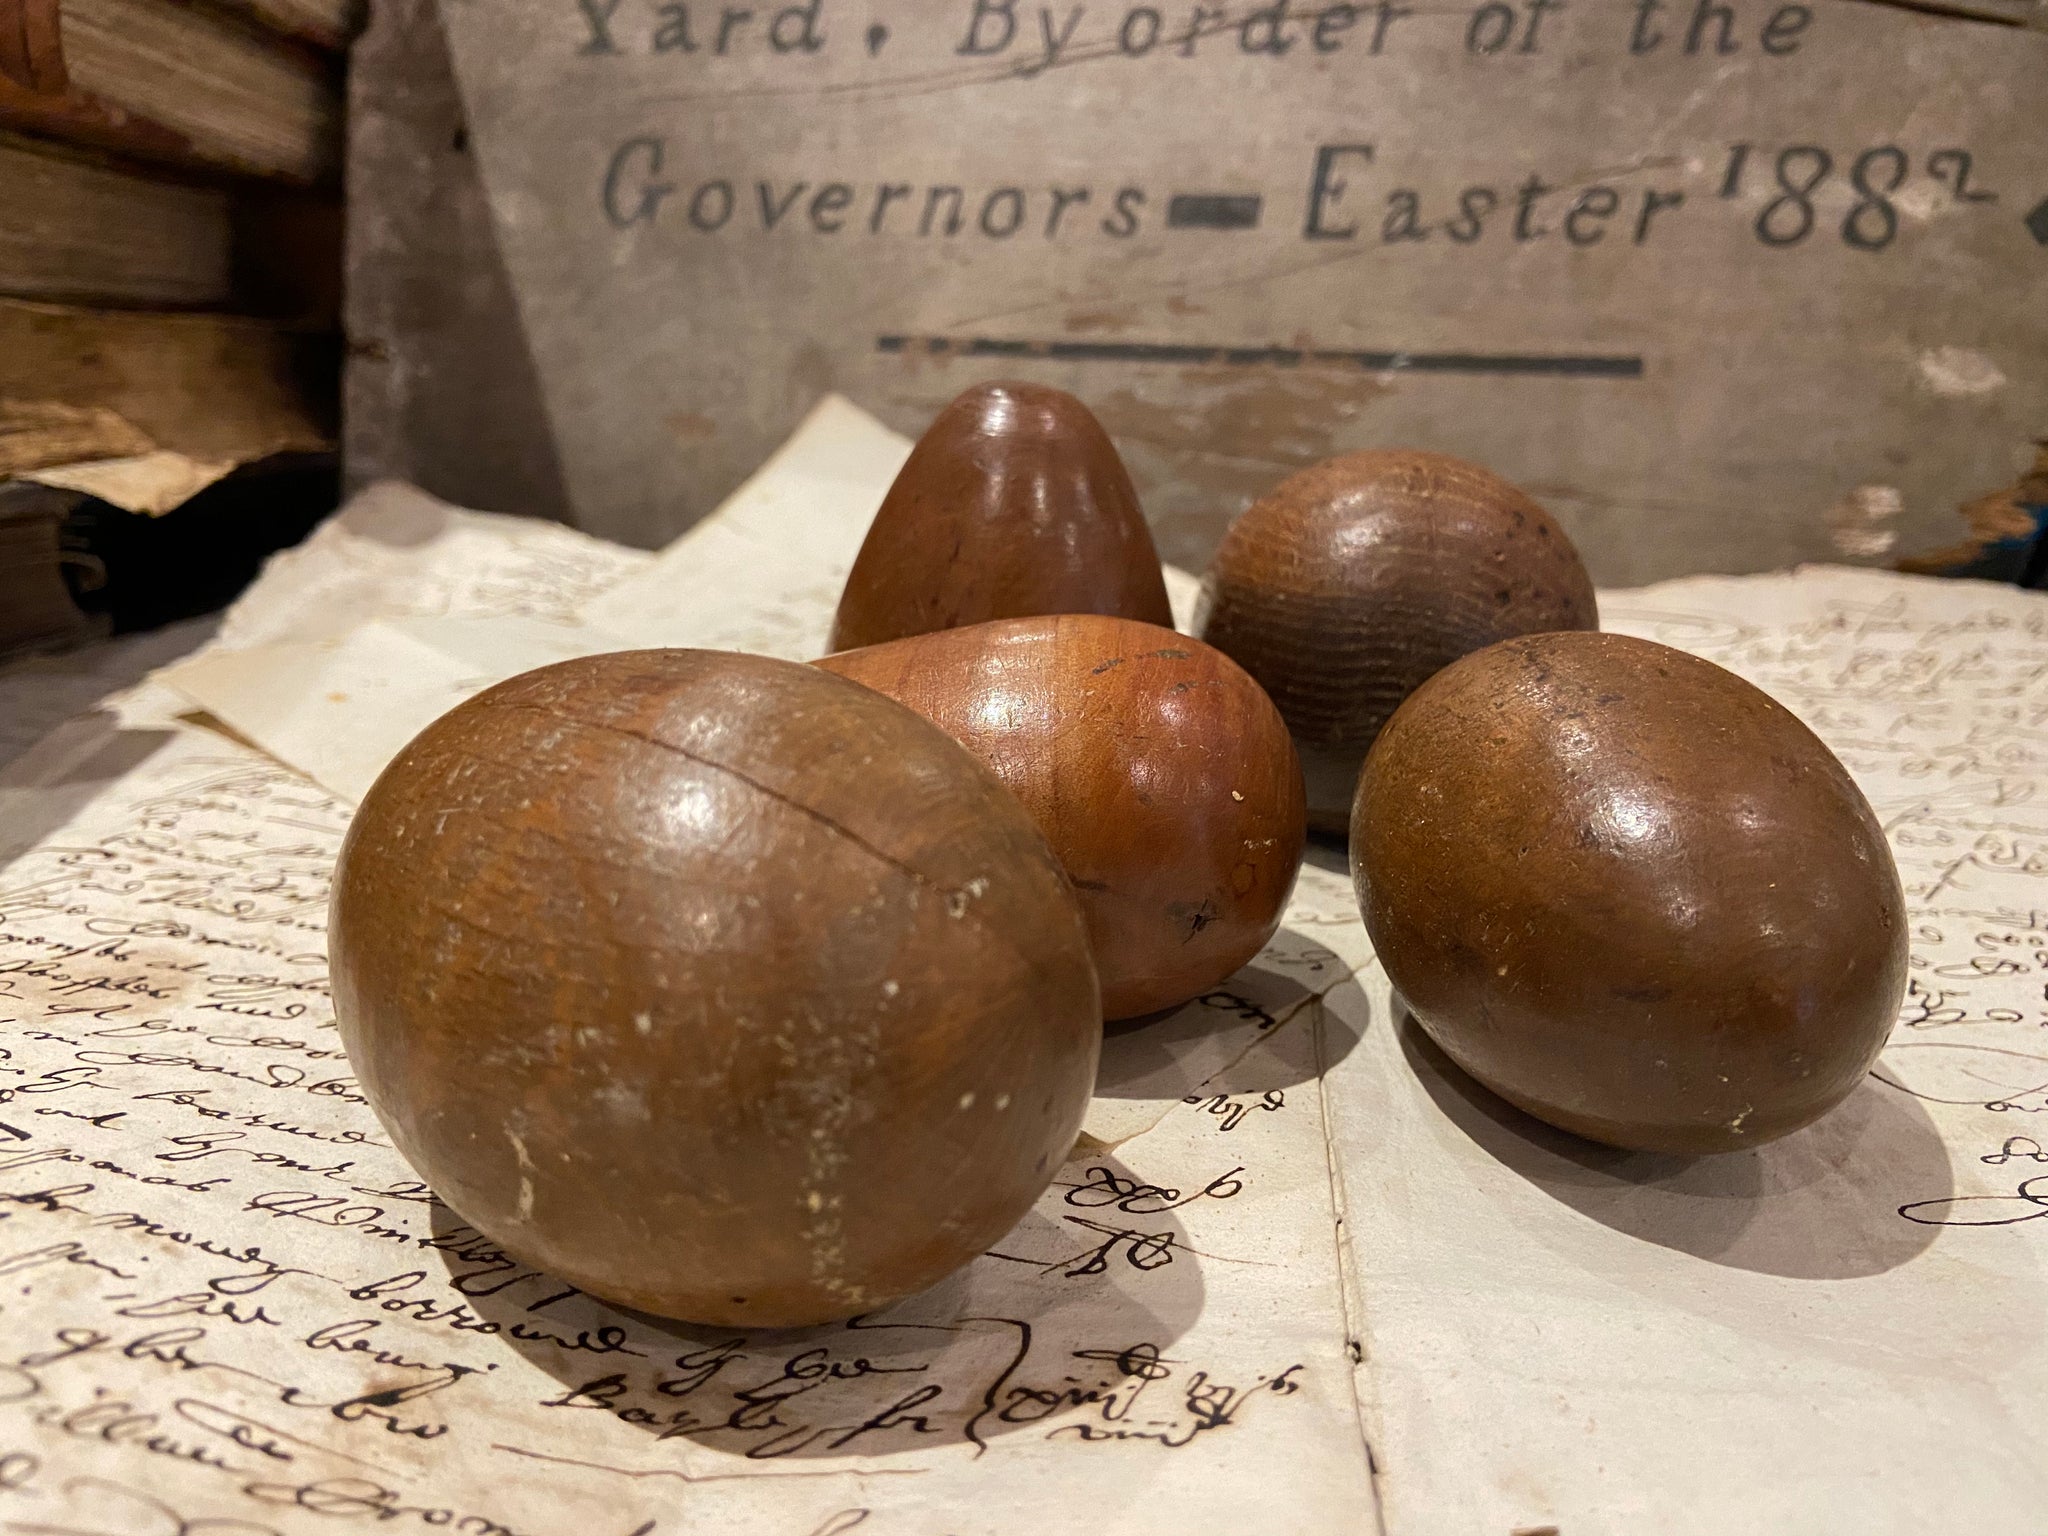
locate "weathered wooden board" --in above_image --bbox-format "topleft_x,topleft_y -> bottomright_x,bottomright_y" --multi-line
342,0 -> 573,518
374,0 -> 2045,580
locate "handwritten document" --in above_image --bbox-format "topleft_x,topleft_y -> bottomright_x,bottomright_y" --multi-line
5,410 -> 2048,1531
1327,569 -> 2048,1536
0,434 -> 1376,1533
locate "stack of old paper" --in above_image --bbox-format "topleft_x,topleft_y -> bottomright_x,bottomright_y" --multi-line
2,396 -> 2043,1535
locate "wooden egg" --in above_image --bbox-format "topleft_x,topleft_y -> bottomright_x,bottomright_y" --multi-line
1195,449 -> 1597,835
329,649 -> 1100,1328
1351,631 -> 1908,1155
818,615 -> 1306,1020
828,381 -> 1173,652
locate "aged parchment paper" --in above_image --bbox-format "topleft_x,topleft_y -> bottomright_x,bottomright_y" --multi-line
11,402 -> 2048,1529
1324,569 -> 2048,1536
0,416 -> 1379,1533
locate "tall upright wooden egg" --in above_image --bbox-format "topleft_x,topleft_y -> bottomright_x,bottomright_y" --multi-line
830,381 -> 1173,651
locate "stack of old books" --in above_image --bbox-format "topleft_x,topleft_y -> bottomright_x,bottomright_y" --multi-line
0,0 -> 356,655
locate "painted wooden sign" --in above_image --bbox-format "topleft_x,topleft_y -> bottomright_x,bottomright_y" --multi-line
387,0 -> 2047,580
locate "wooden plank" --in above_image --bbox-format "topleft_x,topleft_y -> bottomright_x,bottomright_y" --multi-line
0,133 -> 232,306
0,298 -> 333,463
419,0 -> 2048,583
341,0 -> 572,518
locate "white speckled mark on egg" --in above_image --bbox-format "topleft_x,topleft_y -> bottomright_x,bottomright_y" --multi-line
508,1129 -> 536,1220
797,1018 -> 875,1310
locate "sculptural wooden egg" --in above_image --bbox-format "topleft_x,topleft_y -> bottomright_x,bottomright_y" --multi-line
1196,449 -> 1597,834
829,381 -> 1173,652
818,616 -> 1306,1020
329,649 -> 1100,1328
1351,631 -> 1908,1154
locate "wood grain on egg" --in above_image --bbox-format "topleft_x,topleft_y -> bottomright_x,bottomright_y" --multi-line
1351,631 -> 1908,1154
819,615 -> 1306,1020
829,382 -> 1173,652
329,649 -> 1101,1328
1197,449 -> 1597,834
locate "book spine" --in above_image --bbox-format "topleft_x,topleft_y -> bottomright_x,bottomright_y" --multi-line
0,0 -> 342,183
0,134 -> 235,308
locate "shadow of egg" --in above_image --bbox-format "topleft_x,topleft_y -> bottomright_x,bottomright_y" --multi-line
1399,1009 -> 1951,1280
425,1147 -> 1209,1462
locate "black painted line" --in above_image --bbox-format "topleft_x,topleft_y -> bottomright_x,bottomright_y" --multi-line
1166,194 -> 1264,231
877,336 -> 1644,379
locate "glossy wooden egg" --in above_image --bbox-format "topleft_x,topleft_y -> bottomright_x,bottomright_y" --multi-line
829,381 -> 1174,652
1351,631 -> 1908,1154
818,616 -> 1306,1020
330,649 -> 1100,1328
1196,449 -> 1597,834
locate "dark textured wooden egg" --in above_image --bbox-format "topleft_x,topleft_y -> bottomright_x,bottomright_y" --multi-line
1196,449 -> 1597,834
1351,631 -> 1908,1154
828,381 -> 1173,652
329,649 -> 1100,1328
818,616 -> 1306,1020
